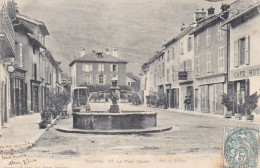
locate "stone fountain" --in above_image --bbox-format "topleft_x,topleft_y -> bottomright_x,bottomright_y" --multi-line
57,79 -> 172,134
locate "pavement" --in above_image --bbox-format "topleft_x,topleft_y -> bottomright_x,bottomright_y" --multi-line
0,113 -> 58,154
1,102 -> 260,154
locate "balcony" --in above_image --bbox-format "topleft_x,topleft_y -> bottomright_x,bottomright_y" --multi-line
0,3 -> 15,58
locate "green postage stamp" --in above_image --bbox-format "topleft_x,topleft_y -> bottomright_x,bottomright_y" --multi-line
223,127 -> 258,168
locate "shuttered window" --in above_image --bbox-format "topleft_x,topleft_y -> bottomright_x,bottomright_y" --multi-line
172,47 -> 175,60
234,40 -> 239,67
195,55 -> 200,75
206,52 -> 211,73
218,47 -> 224,69
98,64 -> 104,72
235,35 -> 250,67
19,43 -> 23,67
82,64 -> 92,72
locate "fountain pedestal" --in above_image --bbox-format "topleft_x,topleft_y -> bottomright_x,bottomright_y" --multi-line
109,78 -> 120,113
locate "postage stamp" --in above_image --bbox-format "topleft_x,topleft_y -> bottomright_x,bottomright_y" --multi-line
223,127 -> 259,168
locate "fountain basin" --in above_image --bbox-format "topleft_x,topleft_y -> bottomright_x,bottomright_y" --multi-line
72,112 -> 157,130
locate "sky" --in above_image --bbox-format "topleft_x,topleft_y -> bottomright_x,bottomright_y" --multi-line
14,0 -> 234,76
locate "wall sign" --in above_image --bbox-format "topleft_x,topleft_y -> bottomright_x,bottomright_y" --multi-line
230,64 -> 260,81
178,71 -> 187,80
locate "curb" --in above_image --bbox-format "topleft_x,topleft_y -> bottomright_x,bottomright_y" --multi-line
0,115 -> 61,154
55,125 -> 173,135
146,106 -> 260,125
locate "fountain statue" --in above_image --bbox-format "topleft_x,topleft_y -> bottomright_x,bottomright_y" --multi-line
109,78 -> 120,113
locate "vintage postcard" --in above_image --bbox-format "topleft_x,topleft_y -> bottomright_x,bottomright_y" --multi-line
0,0 -> 260,167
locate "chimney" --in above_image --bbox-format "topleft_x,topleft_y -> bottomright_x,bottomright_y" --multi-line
80,48 -> 85,57
112,47 -> 118,57
181,23 -> 186,31
221,3 -> 230,12
105,48 -> 109,55
194,8 -> 206,22
208,7 -> 215,16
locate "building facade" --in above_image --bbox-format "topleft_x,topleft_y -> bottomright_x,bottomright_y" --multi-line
69,50 -> 128,91
223,1 -> 260,114
0,0 -> 15,131
191,9 -> 229,114
163,25 -> 195,110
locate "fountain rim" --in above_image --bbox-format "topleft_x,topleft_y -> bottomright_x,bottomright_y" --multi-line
72,111 -> 157,116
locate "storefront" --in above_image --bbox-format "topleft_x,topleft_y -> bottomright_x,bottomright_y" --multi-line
197,76 -> 226,114
10,68 -> 27,116
229,65 -> 260,115
31,80 -> 41,113
179,82 -> 194,111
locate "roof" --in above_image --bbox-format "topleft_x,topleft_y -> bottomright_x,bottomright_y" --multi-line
222,1 -> 260,26
145,50 -> 165,65
16,14 -> 50,36
27,33 -> 46,49
190,11 -> 228,35
126,72 -> 140,81
69,52 -> 128,66
164,25 -> 195,47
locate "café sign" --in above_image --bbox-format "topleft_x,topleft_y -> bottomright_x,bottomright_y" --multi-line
230,64 -> 260,81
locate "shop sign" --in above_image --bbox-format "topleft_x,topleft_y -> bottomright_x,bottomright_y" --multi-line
230,64 -> 260,81
178,71 -> 187,80
12,70 -> 25,78
198,76 -> 225,85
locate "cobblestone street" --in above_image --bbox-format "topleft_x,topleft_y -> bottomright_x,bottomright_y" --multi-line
25,103 -> 259,160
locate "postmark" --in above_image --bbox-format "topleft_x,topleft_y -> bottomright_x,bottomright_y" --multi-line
223,127 -> 258,168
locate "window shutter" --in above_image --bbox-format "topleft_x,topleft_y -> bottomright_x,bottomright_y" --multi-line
234,40 -> 239,67
96,75 -> 99,83
98,64 -> 100,72
110,64 -> 113,71
116,65 -> 118,72
245,35 -> 250,65
82,75 -> 85,83
90,75 -> 92,84
104,75 -> 107,84
90,64 -> 93,71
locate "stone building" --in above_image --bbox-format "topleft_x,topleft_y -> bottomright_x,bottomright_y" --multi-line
69,49 -> 128,91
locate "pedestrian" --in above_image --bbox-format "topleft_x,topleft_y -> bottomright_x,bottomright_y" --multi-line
184,96 -> 188,111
